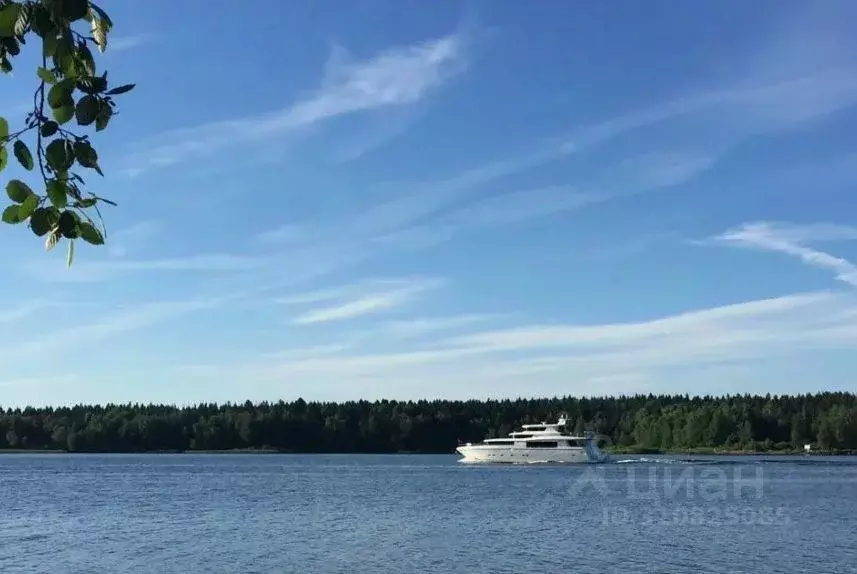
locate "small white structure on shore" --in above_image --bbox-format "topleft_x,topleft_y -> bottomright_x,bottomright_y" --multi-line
804,443 -> 812,453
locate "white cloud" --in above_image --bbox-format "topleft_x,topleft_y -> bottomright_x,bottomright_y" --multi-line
258,344 -> 352,360
107,220 -> 161,258
445,186 -> 598,227
330,108 -> 425,163
610,152 -> 719,190
254,224 -> 305,245
294,293 -> 410,324
269,67 -> 843,263
275,278 -> 418,305
23,253 -> 265,283
173,291 -> 857,399
358,148 -> 717,254
381,315 -> 499,339
442,291 -> 838,353
0,374 -> 81,389
0,300 -> 57,324
713,222 -> 857,288
107,35 -> 151,53
560,70 -> 857,156
247,62 -> 849,276
291,277 -> 444,324
286,35 -> 464,127
122,33 -> 466,174
10,296 -> 227,359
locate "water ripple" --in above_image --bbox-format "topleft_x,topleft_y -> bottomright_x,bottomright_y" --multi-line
0,453 -> 856,573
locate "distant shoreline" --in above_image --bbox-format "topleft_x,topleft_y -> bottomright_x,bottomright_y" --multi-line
2,448 -> 855,456
605,446 -> 857,456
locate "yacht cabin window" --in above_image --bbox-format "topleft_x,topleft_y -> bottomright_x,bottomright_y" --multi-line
525,441 -> 558,448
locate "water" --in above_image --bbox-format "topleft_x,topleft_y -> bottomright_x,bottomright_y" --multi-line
1,453 -> 856,573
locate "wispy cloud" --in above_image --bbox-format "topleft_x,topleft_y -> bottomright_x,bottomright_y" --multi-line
0,300 -> 60,324
274,278 -> 413,305
336,69 -> 854,256
256,66 -> 847,263
107,220 -> 162,258
356,149 -> 716,253
122,33 -> 466,175
445,186 -> 598,228
174,290 -> 857,399
107,34 -> 151,53
23,253 -> 265,283
712,222 -> 857,288
253,57 -> 804,260
246,148 -> 716,294
560,71 -> 857,156
258,344 -> 352,361
289,35 -> 464,127
0,374 -> 81,389
442,291 -> 835,353
254,224 -> 305,246
9,296 -> 231,360
380,314 -> 499,339
291,277 -> 444,325
329,107 -> 425,163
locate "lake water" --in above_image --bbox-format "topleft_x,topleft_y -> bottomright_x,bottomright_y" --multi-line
1,453 -> 856,573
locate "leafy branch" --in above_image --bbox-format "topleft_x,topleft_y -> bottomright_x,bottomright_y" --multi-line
0,0 -> 133,266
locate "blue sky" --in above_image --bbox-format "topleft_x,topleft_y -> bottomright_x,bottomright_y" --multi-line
2,0 -> 857,406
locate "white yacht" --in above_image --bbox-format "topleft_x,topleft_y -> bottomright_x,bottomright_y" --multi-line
455,416 -> 607,464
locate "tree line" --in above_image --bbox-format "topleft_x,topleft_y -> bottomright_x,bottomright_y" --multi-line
1,393 -> 856,453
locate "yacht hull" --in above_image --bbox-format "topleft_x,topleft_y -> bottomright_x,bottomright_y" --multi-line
455,445 -> 601,464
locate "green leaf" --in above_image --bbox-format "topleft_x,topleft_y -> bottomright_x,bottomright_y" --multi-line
53,35 -> 78,79
91,16 -> 109,53
106,84 -> 135,96
37,67 -> 57,85
79,221 -> 104,245
53,103 -> 74,125
29,206 -> 59,237
47,180 -> 68,208
0,147 -> 7,172
75,95 -> 99,126
76,75 -> 107,95
44,228 -> 59,251
1,205 -> 23,225
40,121 -> 59,137
12,2 -> 29,35
62,0 -> 89,22
67,238 -> 75,267
6,180 -> 34,203
90,4 -> 113,29
46,139 -> 74,173
95,105 -> 112,131
0,37 -> 20,57
30,5 -> 55,38
75,197 -> 97,208
47,79 -> 74,109
19,194 -> 39,219
42,33 -> 58,58
0,116 -> 7,141
78,44 -> 96,76
13,141 -> 34,171
0,4 -> 22,37
59,210 -> 80,238
73,141 -> 98,168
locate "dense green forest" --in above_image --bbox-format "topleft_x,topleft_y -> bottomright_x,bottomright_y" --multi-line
1,393 -> 856,453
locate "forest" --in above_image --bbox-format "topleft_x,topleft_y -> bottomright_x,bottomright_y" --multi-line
1,392 -> 856,453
